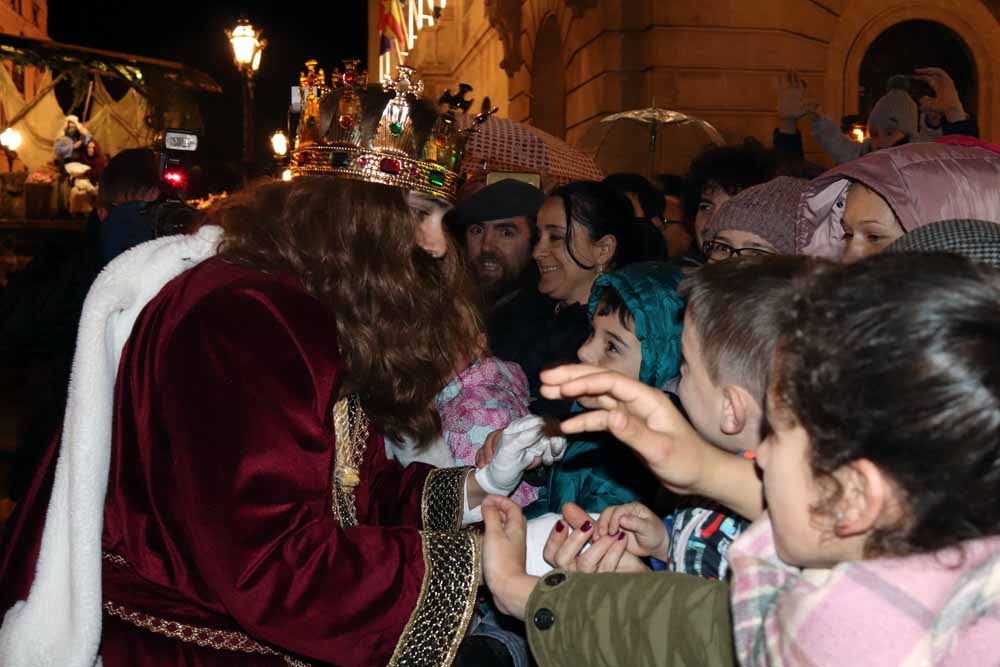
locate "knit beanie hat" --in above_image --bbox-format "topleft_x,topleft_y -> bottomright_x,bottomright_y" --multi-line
587,261 -> 684,388
885,219 -> 1000,268
867,76 -> 919,138
702,176 -> 809,255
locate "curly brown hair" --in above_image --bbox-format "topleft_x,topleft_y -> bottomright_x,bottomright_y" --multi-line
213,176 -> 481,445
773,252 -> 1000,557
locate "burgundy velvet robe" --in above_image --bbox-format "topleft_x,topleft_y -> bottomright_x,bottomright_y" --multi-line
89,257 -> 475,666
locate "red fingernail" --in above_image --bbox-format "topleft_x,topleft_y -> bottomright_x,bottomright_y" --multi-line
581,521 -> 592,532
618,531 -> 626,541
555,521 -> 565,533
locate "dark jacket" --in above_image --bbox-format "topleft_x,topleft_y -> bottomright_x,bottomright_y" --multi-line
527,570 -> 735,667
488,290 -> 590,418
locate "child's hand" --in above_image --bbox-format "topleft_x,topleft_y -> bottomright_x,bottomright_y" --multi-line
540,365 -> 708,494
541,365 -> 764,520
597,503 -> 670,562
475,429 -> 501,468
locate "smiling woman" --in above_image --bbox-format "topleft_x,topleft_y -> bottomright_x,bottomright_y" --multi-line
532,180 -> 657,306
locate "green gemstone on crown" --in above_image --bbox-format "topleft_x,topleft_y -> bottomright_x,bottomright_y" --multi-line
428,170 -> 446,187
389,121 -> 404,136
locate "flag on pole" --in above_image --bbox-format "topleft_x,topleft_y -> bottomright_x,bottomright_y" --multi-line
379,0 -> 407,55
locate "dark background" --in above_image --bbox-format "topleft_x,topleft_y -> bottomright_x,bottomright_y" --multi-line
47,0 -> 370,191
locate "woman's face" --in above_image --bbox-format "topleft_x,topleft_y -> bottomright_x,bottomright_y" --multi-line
840,184 -> 904,263
407,191 -> 451,259
694,183 -> 732,247
532,196 -> 606,305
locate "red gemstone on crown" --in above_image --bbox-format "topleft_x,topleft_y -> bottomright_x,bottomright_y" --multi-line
344,71 -> 356,85
409,166 -> 421,178
339,114 -> 354,129
356,156 -> 369,167
379,157 -> 402,175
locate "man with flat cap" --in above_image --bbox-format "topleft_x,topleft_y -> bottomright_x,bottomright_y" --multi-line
455,178 -> 546,309
454,178 -> 577,416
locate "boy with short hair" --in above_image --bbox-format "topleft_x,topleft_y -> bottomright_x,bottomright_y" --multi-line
582,256 -> 812,580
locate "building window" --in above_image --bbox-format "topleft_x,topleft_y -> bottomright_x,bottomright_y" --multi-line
11,64 -> 24,95
9,0 -> 21,15
31,3 -> 39,26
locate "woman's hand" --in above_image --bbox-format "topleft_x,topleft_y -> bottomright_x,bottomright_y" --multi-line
482,495 -> 539,621
596,502 -> 670,562
542,502 -> 650,574
915,67 -> 967,122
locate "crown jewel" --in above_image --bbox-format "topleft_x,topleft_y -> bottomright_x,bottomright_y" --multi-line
290,62 -> 492,202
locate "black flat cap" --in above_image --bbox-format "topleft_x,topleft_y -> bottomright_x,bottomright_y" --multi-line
454,178 -> 547,225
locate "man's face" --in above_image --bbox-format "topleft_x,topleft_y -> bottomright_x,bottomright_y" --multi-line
465,216 -> 533,295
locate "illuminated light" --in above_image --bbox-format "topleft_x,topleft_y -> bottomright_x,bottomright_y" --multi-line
227,19 -> 265,71
270,130 -> 288,157
0,127 -> 22,151
851,127 -> 866,143
164,170 -> 186,187
379,157 -> 402,175
281,168 -> 293,181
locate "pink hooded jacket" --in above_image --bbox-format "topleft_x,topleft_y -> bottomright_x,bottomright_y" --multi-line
798,141 -> 1000,258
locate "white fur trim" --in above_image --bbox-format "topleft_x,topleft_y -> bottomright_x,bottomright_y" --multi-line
0,226 -> 223,667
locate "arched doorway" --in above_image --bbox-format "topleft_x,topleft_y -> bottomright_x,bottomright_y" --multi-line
530,14 -> 565,139
857,20 -> 976,124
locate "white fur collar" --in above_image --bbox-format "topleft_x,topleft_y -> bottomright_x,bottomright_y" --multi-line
0,226 -> 223,667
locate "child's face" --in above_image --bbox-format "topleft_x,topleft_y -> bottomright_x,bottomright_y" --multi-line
677,313 -> 763,453
577,309 -> 642,381
677,314 -> 729,448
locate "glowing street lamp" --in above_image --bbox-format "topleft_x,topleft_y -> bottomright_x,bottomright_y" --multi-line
226,18 -> 267,171
0,127 -> 22,171
270,130 -> 288,158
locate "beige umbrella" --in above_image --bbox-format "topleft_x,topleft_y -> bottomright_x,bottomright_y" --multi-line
575,107 -> 724,180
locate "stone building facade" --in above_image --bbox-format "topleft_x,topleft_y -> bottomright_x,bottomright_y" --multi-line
0,0 -> 47,99
368,0 -> 1000,172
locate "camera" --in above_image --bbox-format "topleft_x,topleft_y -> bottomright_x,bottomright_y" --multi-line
901,75 -> 936,101
157,129 -> 199,195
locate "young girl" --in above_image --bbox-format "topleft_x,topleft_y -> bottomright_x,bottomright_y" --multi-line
731,251 -> 1000,664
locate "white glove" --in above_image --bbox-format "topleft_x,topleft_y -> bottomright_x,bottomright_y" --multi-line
475,415 -> 567,496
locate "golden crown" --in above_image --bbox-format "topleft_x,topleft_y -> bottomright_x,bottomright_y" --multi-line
290,62 -> 491,203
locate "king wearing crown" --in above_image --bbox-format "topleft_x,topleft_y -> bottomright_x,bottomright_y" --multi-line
0,66 -> 551,667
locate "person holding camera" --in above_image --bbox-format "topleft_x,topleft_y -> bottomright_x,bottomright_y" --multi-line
774,68 -> 978,165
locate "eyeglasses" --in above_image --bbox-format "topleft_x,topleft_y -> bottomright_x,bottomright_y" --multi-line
702,239 -> 777,261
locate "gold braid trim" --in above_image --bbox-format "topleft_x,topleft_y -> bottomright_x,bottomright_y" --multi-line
388,530 -> 482,667
103,553 -> 311,666
331,394 -> 369,527
421,467 -> 469,531
103,601 -> 312,667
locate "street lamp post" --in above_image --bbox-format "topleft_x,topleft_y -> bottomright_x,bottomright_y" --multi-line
226,18 -> 266,176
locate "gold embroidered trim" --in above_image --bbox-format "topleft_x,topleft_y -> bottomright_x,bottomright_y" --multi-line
331,394 -> 370,527
102,554 -> 311,667
103,601 -> 312,667
387,530 -> 481,667
421,467 -> 468,531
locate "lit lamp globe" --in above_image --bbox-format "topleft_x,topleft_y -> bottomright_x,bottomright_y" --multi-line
227,20 -> 264,70
281,168 -> 293,182
270,130 -> 289,158
1,127 -> 22,151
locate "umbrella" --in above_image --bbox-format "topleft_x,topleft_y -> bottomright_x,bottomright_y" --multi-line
460,116 -> 604,192
575,107 -> 725,180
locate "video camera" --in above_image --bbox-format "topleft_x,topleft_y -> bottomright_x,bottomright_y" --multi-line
157,129 -> 199,196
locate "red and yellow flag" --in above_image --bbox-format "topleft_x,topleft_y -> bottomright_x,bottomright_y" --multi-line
379,0 -> 407,55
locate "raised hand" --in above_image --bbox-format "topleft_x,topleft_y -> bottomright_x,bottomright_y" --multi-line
914,67 -> 967,121
540,364 -> 764,520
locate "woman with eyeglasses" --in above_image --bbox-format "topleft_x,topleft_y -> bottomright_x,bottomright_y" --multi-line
700,177 -> 812,263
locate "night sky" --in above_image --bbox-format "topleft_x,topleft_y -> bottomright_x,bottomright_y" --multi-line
46,0 -> 369,191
